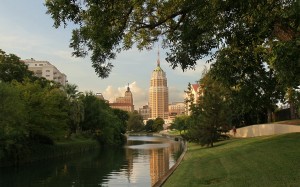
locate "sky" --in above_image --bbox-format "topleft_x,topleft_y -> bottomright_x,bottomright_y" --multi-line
0,0 -> 207,109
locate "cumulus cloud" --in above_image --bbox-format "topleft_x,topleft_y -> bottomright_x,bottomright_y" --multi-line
102,81 -> 148,110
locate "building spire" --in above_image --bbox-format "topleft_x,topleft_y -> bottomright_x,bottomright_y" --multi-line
127,83 -> 130,91
157,45 -> 160,67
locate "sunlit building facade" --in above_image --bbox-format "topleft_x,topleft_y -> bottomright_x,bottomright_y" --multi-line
149,53 -> 169,120
109,84 -> 134,112
22,58 -> 67,86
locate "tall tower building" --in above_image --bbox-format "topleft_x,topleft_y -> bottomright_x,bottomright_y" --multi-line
149,51 -> 169,119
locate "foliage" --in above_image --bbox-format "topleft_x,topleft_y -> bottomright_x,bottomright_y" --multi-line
80,92 -> 126,146
0,82 -> 29,162
153,117 -> 164,132
0,49 -> 34,82
171,115 -> 189,135
145,119 -> 155,132
144,118 -> 165,132
45,0 -> 298,79
112,108 -> 129,134
13,79 -> 69,143
127,111 -> 144,132
0,49 -> 129,165
211,44 -> 284,125
185,71 -> 231,147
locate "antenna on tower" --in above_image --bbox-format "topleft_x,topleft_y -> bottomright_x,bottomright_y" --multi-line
157,44 -> 160,67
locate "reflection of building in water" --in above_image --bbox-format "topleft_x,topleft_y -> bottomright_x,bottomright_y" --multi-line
124,146 -> 134,183
149,148 -> 170,186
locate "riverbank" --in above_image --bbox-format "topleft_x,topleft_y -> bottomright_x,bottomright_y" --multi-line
0,138 -> 99,167
163,133 -> 300,187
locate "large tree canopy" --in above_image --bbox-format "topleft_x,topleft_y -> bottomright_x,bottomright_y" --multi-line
45,0 -> 299,78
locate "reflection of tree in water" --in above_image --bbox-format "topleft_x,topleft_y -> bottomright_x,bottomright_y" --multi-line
0,148 -> 127,187
0,137 -> 184,187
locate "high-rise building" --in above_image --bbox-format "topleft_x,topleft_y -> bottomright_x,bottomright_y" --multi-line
149,52 -> 169,120
22,58 -> 67,86
109,84 -> 134,112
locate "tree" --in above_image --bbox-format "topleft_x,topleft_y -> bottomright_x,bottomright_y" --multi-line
0,49 -> 34,82
153,117 -> 164,132
80,92 -> 127,145
45,1 -> 298,79
127,111 -> 144,132
0,82 -> 29,161
13,79 -> 69,144
186,71 -> 231,147
211,44 -> 285,125
64,83 -> 84,134
171,115 -> 188,135
145,119 -> 154,132
112,108 -> 129,134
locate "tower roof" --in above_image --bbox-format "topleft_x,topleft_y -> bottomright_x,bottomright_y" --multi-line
126,83 -> 130,92
153,47 -> 164,72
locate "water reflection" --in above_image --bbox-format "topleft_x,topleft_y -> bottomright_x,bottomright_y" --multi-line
0,136 -> 183,187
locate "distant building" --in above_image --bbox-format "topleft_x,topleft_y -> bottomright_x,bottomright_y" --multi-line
168,102 -> 185,121
22,58 -> 67,86
109,84 -> 134,112
139,105 -> 151,120
95,93 -> 105,100
149,51 -> 169,120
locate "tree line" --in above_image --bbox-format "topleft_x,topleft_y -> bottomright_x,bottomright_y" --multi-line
0,49 -> 129,163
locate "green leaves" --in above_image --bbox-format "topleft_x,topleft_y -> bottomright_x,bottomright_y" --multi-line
45,0 -> 298,78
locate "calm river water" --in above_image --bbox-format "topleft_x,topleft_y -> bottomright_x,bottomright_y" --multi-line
0,135 -> 183,187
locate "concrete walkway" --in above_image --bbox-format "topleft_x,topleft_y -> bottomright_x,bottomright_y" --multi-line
230,123 -> 300,138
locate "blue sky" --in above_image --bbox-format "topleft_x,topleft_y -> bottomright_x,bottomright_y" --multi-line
0,0 -> 207,109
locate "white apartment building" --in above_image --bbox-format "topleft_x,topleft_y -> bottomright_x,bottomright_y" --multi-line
22,58 -> 67,86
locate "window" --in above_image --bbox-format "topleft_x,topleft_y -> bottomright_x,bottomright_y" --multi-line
46,70 -> 50,72
39,64 -> 43,66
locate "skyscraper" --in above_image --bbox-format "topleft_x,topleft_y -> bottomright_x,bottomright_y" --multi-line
149,51 -> 169,119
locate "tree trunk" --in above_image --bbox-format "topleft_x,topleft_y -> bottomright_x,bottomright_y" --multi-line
287,88 -> 296,120
267,108 -> 273,123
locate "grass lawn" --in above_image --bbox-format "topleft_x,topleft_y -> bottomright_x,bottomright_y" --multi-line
164,133 -> 300,187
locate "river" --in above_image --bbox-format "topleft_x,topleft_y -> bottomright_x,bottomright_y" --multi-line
0,135 -> 183,187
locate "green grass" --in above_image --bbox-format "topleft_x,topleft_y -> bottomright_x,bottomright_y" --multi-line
164,133 -> 300,187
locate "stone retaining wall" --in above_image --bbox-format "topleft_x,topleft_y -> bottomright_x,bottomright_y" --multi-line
230,124 -> 300,138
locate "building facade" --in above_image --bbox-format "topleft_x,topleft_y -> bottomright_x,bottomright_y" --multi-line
149,54 -> 169,120
139,105 -> 151,120
109,85 -> 134,112
168,102 -> 186,121
22,58 -> 67,86
185,83 -> 205,115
